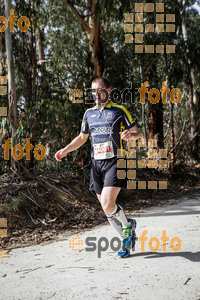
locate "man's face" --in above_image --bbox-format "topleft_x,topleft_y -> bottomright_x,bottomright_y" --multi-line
91,82 -> 111,105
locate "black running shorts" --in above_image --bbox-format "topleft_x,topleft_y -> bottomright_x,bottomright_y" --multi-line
89,156 -> 127,195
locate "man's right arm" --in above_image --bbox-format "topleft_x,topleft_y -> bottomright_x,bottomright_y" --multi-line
55,133 -> 89,161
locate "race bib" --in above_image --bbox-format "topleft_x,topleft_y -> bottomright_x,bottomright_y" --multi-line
93,141 -> 114,160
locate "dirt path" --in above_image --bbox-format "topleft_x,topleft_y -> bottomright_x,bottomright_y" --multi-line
0,197 -> 200,300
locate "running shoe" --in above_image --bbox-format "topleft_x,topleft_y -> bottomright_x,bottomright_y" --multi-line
118,218 -> 137,258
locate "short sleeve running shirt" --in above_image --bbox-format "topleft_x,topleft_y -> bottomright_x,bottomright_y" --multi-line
80,101 -> 136,158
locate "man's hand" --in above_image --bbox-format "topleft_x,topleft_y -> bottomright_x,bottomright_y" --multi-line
120,125 -> 142,141
55,133 -> 89,162
120,130 -> 133,141
55,149 -> 67,161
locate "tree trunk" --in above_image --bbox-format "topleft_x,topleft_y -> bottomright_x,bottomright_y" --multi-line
88,0 -> 103,76
179,0 -> 199,160
147,101 -> 164,149
37,26 -> 45,79
170,101 -> 175,172
28,0 -> 38,170
145,62 -> 164,148
65,0 -> 104,76
29,0 -> 37,106
5,0 -> 17,171
0,32 -> 3,75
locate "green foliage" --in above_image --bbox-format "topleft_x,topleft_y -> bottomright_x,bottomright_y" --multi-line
10,195 -> 28,212
1,0 -> 200,173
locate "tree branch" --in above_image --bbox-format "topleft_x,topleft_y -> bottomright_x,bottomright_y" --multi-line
169,118 -> 189,154
65,0 -> 90,34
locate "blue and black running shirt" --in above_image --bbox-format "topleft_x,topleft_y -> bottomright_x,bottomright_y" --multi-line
80,101 -> 136,158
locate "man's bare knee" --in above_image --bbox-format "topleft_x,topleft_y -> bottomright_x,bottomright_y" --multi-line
101,200 -> 115,214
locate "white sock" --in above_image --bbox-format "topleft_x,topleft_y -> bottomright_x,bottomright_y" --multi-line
106,204 -> 130,238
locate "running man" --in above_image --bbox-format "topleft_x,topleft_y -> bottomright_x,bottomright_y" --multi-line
55,77 -> 142,258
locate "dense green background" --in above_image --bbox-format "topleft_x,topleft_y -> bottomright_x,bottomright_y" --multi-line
0,0 -> 200,175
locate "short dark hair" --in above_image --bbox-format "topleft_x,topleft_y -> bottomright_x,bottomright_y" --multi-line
92,77 -> 110,88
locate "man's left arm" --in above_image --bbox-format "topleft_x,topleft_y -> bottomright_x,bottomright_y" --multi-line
120,107 -> 143,141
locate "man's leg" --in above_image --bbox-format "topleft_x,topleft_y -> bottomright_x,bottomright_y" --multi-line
100,186 -> 120,214
99,186 -> 131,238
96,194 -> 101,203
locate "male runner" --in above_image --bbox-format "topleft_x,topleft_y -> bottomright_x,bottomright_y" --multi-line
55,77 -> 142,258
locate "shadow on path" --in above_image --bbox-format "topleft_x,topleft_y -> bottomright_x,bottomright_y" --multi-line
128,251 -> 200,262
